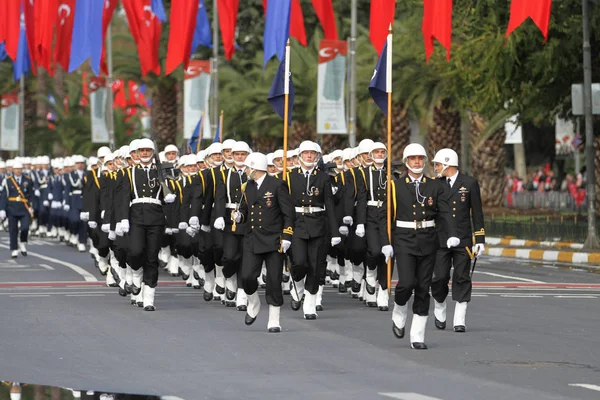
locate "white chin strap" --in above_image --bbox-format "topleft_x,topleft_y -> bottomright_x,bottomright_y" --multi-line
277,166 -> 284,172
140,156 -> 153,164
300,160 -> 316,168
407,166 -> 424,174
212,160 -> 223,167
234,161 -> 245,168
436,165 -> 449,178
372,158 -> 386,164
336,163 -> 344,169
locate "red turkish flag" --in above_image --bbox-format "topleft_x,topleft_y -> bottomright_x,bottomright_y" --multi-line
218,0 -> 240,60
36,0 -> 58,72
112,79 -> 127,109
53,0 -> 77,71
262,0 -> 307,46
122,0 -> 161,76
24,0 -> 38,69
370,0 -> 395,55
3,0 -> 21,61
166,0 -> 199,75
100,0 -> 118,75
506,0 -> 553,41
311,0 -> 338,40
422,0 -> 453,62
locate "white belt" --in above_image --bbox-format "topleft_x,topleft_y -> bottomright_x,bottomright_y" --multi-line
295,206 -> 325,213
130,198 -> 162,206
225,203 -> 238,209
396,220 -> 435,229
71,190 -> 82,195
39,184 -> 48,189
367,200 -> 384,207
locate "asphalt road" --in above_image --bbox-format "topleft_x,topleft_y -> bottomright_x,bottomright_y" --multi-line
1,233 -> 599,400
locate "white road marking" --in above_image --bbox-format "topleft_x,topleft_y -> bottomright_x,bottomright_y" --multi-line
569,383 -> 600,392
554,295 -> 598,299
379,393 -> 443,400
65,294 -> 105,297
0,244 -> 97,282
39,264 -> 55,270
471,294 -> 489,297
475,270 -> 544,283
9,294 -> 50,298
500,295 -> 543,298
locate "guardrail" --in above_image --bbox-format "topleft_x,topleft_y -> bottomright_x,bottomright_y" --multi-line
485,214 -> 588,243
504,191 -> 586,213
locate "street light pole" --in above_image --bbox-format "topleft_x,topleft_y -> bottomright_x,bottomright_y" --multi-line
19,76 -> 25,157
348,0 -> 357,147
211,0 -> 219,138
582,0 -> 600,249
106,22 -> 115,150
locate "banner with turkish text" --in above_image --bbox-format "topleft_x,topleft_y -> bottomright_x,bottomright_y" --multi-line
0,94 -> 19,151
89,77 -> 109,143
184,60 -> 211,139
317,40 -> 347,134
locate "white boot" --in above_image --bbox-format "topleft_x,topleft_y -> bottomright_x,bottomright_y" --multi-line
267,305 -> 281,332
11,250 -> 18,258
392,303 -> 408,338
143,286 -> 156,311
376,286 -> 389,311
352,263 -> 365,296
365,268 -> 377,292
131,268 -> 143,294
235,288 -> 247,311
365,285 -> 377,307
203,270 -> 215,301
179,255 -> 191,280
303,292 -> 317,319
316,285 -> 324,311
215,265 -> 225,298
245,292 -> 261,325
19,242 -> 27,256
125,265 -> 133,290
69,235 -> 78,246
135,283 -> 145,307
159,246 -> 171,269
453,302 -> 468,332
77,243 -> 86,252
290,278 -> 305,308
130,293 -> 136,305
410,314 -> 429,349
106,269 -> 117,287
338,262 -> 347,292
185,273 -> 194,288
225,275 -> 237,306
98,256 -> 109,275
434,300 -> 447,329
167,255 -> 179,277
359,279 -> 366,301
281,278 -> 291,294
118,266 -> 128,292
190,272 -> 201,289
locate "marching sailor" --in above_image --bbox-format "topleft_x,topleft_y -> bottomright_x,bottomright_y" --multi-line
65,155 -> 88,252
0,161 -> 34,258
430,148 -> 485,333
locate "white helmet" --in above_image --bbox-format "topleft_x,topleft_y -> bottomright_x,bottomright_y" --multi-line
137,138 -> 155,151
72,155 -> 85,164
244,152 -> 268,173
358,139 -> 375,155
6,159 -> 14,167
298,141 -> 320,168
97,146 -> 112,159
164,144 -> 179,154
184,154 -> 198,166
13,161 -> 23,169
273,149 -> 284,160
104,152 -> 116,163
402,143 -> 428,174
222,139 -> 236,150
40,155 -> 50,165
159,151 -> 167,163
432,148 -> 459,167
206,142 -> 223,156
322,154 -> 331,164
0,161 -> 6,168
22,156 -> 32,165
369,142 -> 387,164
330,150 -> 343,168
266,153 -> 275,166
64,157 -> 75,167
231,141 -> 251,154
342,148 -> 353,163
287,149 -> 298,159
197,150 -> 206,161
315,143 -> 322,154
120,145 -> 131,158
87,156 -> 99,167
129,139 -> 141,152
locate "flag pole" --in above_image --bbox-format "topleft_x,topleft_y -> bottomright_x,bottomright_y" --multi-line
19,76 -> 25,157
106,21 -> 115,150
282,39 -> 291,181
196,110 -> 205,153
386,25 -> 393,294
219,109 -> 224,143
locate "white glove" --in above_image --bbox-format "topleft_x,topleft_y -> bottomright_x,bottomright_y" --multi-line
63,204 -> 70,212
101,223 -> 110,233
51,201 -> 60,209
115,223 -> 123,236
214,217 -> 225,231
0,210 -> 6,220
120,219 -> 130,234
355,224 -> 365,238
342,216 -> 353,226
331,237 -> 342,247
200,224 -> 211,233
447,237 -> 460,248
43,200 -> 49,207
473,243 -> 485,258
164,193 -> 177,204
80,212 -> 89,221
178,222 -> 188,230
233,211 -> 242,223
101,210 -> 105,219
331,185 -> 339,195
186,226 -> 197,237
281,240 -> 291,253
382,245 -> 394,262
48,193 -> 54,200
339,226 -> 349,236
189,216 -> 200,229
165,228 -> 173,235
172,228 -> 179,234
35,190 -> 41,197
88,221 -> 97,229
108,231 -> 116,241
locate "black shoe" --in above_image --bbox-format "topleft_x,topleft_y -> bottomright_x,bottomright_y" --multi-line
331,271 -> 340,281
345,281 -> 352,288
351,280 -> 361,293
282,274 -> 290,283
179,268 -> 189,280
316,305 -> 324,312
366,302 -> 377,308
215,285 -> 225,295
411,342 -> 428,350
261,273 -> 267,284
118,288 -> 127,297
378,305 -> 389,312
245,313 -> 256,325
290,299 -> 302,311
144,305 -> 155,311
225,288 -> 236,301
268,327 -> 281,333
130,299 -> 136,305
226,301 -> 236,307
99,268 -> 108,276
454,325 -> 466,333
283,290 -> 291,295
326,269 -> 332,277
365,283 -> 376,295
158,260 -> 167,269
110,268 -> 121,285
304,314 -> 317,320
392,323 -> 405,339
170,273 -> 178,277
203,291 -> 213,301
193,285 -> 202,290
237,305 -> 247,312
198,278 -> 205,287
108,283 -> 119,288
136,301 -> 143,308
193,271 -> 200,280
435,318 -> 446,330
186,283 -> 192,287
130,285 -> 141,296
338,285 -> 347,293
124,283 -> 132,294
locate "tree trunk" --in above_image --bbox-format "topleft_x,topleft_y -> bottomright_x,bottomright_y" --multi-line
151,77 -> 178,149
426,98 -> 461,160
593,136 -> 600,215
469,113 -> 507,207
289,121 -> 316,149
36,68 -> 48,127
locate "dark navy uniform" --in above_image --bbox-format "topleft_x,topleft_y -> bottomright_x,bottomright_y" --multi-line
0,174 -> 34,252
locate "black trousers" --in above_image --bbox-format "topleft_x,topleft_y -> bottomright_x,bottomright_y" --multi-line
212,228 -> 224,266
96,229 -> 110,258
222,232 -> 243,279
393,250 -> 436,316
241,244 -> 284,306
198,230 -> 215,273
346,233 -> 366,266
69,220 -> 87,244
291,235 -> 326,295
128,224 -> 164,288
8,214 -> 30,250
176,230 -> 195,259
112,234 -> 129,268
431,246 -> 472,304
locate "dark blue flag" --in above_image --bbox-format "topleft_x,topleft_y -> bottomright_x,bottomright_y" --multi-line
268,54 -> 294,126
70,0 -> 104,74
14,11 -> 31,81
189,117 -> 202,152
0,43 -> 7,61
214,119 -> 221,143
368,42 -> 390,116
263,0 -> 291,67
152,0 -> 167,23
190,0 -> 213,55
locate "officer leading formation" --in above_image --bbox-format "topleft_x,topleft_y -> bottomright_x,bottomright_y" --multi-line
0,139 -> 485,349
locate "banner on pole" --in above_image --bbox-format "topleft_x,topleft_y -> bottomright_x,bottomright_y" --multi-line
555,116 -> 581,155
184,60 -> 211,140
89,77 -> 109,143
0,94 -> 20,151
317,40 -> 347,134
504,114 -> 522,144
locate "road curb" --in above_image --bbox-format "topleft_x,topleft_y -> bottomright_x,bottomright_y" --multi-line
485,246 -> 600,268
486,237 -> 583,250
